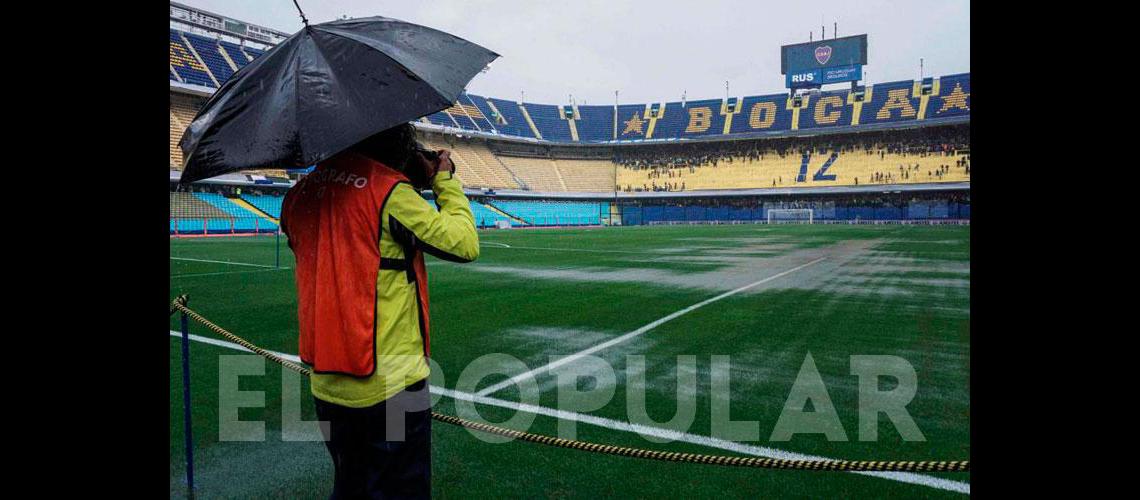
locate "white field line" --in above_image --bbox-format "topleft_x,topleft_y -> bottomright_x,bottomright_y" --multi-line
168,330 -> 968,495
480,242 -> 659,255
170,330 -> 302,362
171,267 -> 291,279
171,257 -> 277,268
432,387 -> 970,495
475,256 -> 828,397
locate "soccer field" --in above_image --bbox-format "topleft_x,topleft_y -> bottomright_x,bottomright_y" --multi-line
169,223 -> 970,498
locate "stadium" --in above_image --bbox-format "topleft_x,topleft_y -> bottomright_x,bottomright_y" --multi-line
169,1 -> 970,497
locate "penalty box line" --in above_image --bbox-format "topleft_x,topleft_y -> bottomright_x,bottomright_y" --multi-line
474,256 -> 828,397
168,330 -> 968,494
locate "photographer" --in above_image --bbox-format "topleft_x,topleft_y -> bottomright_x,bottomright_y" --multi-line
281,123 -> 479,498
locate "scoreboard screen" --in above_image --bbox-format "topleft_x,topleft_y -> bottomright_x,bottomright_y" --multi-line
781,34 -> 867,89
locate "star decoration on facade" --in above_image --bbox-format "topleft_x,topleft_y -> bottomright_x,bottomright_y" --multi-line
937,83 -> 970,113
622,113 -> 645,135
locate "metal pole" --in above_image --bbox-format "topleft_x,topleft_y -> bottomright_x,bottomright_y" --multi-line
613,90 -> 619,140
180,310 -> 195,493
276,228 -> 281,268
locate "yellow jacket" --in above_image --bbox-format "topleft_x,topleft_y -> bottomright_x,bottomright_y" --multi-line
309,170 -> 479,407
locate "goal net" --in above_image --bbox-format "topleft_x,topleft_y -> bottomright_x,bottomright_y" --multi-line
767,208 -> 814,224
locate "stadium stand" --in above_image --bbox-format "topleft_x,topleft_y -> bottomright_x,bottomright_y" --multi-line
496,155 -> 567,192
489,200 -> 606,226
218,40 -> 253,66
555,159 -> 617,192
575,105 -> 614,142
467,96 -> 507,135
485,98 -> 537,138
170,29 -> 215,87
429,198 -> 514,228
865,80 -> 920,124
170,51 -> 970,143
423,110 -> 460,129
614,125 -> 968,192
240,194 -> 284,218
168,24 -> 969,198
524,103 -> 573,142
657,99 -> 725,139
929,73 -> 971,119
418,134 -> 521,189
195,192 -> 278,230
171,191 -> 231,220
170,93 -> 207,168
182,31 -> 235,83
799,90 -> 854,130
169,11 -> 969,233
617,150 -> 969,191
448,98 -> 498,131
728,95 -> 794,135
170,191 -> 276,234
470,201 -> 514,227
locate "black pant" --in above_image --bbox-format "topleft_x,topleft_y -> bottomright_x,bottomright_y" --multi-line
313,379 -> 432,499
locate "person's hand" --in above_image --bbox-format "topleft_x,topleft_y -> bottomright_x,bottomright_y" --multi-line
413,149 -> 454,187
434,150 -> 455,176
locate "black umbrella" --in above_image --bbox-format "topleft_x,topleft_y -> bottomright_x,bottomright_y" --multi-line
178,14 -> 498,184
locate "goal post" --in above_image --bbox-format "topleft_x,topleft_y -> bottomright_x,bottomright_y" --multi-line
767,208 -> 814,224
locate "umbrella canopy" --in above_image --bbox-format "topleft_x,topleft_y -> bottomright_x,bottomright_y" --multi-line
178,16 -> 498,184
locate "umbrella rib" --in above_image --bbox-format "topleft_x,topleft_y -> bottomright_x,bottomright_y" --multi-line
312,26 -> 454,105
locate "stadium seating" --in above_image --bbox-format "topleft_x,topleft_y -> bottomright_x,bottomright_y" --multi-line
170,191 -> 276,234
170,52 -> 969,142
423,110 -> 459,128
171,192 -> 230,219
218,40 -> 253,67
495,155 -> 566,192
616,149 -> 969,192
170,93 -> 207,168
728,95 -> 793,135
523,103 -> 573,142
170,29 -> 215,87
419,135 -> 520,189
471,201 -> 515,227
799,90 -> 854,130
448,98 -> 499,131
614,104 -> 651,140
169,32 -> 969,193
575,105 -> 614,142
489,200 -> 605,226
191,192 -> 277,232
555,159 -> 616,192
484,98 -> 537,138
865,80 -> 919,124
428,198 -> 512,228
653,99 -> 723,139
182,31 -> 235,83
240,194 -> 284,218
929,73 -> 971,119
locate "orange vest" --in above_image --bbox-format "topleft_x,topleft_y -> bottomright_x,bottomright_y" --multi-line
282,153 -> 430,377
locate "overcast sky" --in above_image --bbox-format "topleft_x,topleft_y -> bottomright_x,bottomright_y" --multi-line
176,0 -> 969,105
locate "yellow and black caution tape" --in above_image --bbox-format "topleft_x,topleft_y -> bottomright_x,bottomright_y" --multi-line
170,296 -> 969,473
